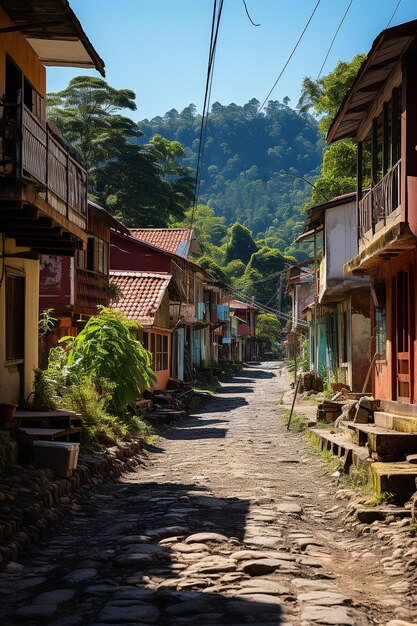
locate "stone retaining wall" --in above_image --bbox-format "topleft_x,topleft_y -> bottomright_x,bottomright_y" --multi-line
0,439 -> 144,570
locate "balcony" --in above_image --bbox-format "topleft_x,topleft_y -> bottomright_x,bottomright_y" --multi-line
237,323 -> 254,337
359,160 -> 401,241
0,103 -> 87,254
76,269 -> 109,315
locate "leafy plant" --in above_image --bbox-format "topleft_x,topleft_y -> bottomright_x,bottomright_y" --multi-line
28,368 -> 57,410
365,492 -> 396,506
38,308 -> 57,338
65,308 -> 156,414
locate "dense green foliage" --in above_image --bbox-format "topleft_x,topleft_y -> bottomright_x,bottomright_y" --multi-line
256,313 -> 281,357
139,99 -> 324,246
47,77 -> 194,226
65,308 -> 156,414
297,55 -> 369,204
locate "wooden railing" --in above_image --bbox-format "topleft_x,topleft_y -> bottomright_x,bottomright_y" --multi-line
359,160 -> 401,238
0,103 -> 87,221
76,268 -> 109,312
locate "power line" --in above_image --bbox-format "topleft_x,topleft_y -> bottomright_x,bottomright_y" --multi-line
242,0 -> 260,27
257,0 -> 322,114
189,0 -> 224,233
386,0 -> 402,28
316,0 -> 354,80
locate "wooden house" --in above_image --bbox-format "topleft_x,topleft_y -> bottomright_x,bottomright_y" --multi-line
326,20 -> 417,501
109,271 -> 181,391
0,0 -> 104,404
39,201 -> 129,343
328,19 -> 417,405
110,229 -> 211,383
229,300 -> 260,362
303,194 -> 371,391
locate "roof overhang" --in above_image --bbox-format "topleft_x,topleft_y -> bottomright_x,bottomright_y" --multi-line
327,19 -> 417,143
0,0 -> 105,76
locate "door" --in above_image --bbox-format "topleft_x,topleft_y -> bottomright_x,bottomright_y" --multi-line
394,268 -> 413,403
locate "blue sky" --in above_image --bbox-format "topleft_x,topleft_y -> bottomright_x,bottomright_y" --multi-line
47,0 -> 417,121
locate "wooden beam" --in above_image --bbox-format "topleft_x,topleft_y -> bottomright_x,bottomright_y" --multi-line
371,117 -> 379,184
391,87 -> 399,166
383,101 -> 389,175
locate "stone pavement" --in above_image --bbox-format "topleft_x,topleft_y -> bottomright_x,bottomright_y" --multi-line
0,363 -> 416,625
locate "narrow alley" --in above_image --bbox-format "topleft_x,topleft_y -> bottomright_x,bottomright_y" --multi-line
0,365 -> 415,626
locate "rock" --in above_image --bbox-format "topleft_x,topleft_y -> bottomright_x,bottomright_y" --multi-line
298,591 -> 351,606
236,579 -> 290,595
64,568 -> 97,583
171,542 -> 209,553
114,552 -> 154,567
98,602 -> 160,623
239,558 -> 290,576
386,622 -> 417,626
291,579 -> 337,590
34,589 -> 76,605
16,605 -> 58,618
247,536 -> 283,548
226,597 -> 282,617
300,605 -> 354,625
276,502 -> 303,514
184,532 -> 229,544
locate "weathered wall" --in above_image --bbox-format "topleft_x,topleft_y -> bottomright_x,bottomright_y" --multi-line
0,238 -> 39,404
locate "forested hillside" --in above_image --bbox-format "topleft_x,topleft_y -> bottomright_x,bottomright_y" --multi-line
138,99 -> 324,249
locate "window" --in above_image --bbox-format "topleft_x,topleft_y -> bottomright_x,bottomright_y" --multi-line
6,271 -> 25,362
145,332 -> 169,372
374,282 -> 387,359
87,236 -> 109,275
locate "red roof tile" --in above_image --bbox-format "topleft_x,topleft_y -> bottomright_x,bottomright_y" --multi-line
109,271 -> 171,326
129,228 -> 201,257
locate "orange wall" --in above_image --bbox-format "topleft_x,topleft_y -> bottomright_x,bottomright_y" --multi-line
373,248 -> 417,402
0,8 -> 46,98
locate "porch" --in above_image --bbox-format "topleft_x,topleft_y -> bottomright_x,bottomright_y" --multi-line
0,102 -> 87,254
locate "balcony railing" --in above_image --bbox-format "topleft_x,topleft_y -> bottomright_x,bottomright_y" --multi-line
359,160 -> 401,238
237,323 -> 254,337
76,268 -> 109,312
0,103 -> 87,225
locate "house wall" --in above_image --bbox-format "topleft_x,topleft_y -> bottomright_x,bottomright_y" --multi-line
0,8 -> 46,99
0,238 -> 39,404
372,248 -> 417,402
350,290 -> 372,392
110,232 -> 171,273
39,255 -> 72,313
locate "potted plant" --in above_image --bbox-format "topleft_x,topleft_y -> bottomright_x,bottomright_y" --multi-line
0,403 -> 18,422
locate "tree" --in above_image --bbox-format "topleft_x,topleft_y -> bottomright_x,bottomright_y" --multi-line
47,76 -> 140,174
256,313 -> 281,357
297,55 -> 369,205
225,223 -> 258,265
47,76 -> 194,226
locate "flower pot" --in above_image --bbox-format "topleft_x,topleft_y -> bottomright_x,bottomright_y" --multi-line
0,403 -> 18,423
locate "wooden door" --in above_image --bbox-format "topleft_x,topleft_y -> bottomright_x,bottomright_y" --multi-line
395,269 -> 413,403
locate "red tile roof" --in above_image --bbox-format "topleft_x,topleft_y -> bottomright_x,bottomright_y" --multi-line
129,228 -> 201,257
109,271 -> 171,326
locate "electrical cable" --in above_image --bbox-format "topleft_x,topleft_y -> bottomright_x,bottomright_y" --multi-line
257,0 -> 322,114
242,0 -> 260,27
386,0 -> 402,28
316,0 -> 354,80
189,0 -> 224,233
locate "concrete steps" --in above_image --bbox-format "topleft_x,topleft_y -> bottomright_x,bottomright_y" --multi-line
374,411 -> 417,433
371,462 -> 417,504
347,422 -> 417,461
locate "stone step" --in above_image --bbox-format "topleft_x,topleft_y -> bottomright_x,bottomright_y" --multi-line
347,422 -> 417,461
309,428 -> 370,471
379,399 -> 417,418
371,462 -> 417,504
374,411 -> 417,433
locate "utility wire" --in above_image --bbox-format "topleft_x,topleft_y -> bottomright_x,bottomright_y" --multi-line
189,0 -> 224,233
386,0 -> 402,28
242,0 -> 260,27
257,0 -> 322,114
316,0 -> 354,80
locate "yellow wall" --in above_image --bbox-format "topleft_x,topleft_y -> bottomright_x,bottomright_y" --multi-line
0,237 -> 39,404
0,8 -> 46,98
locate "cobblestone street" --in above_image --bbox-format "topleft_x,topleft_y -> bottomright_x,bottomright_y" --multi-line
0,364 -> 416,625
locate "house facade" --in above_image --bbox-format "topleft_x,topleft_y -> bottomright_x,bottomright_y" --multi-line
328,19 -> 417,405
303,195 -> 372,391
0,0 -> 104,404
